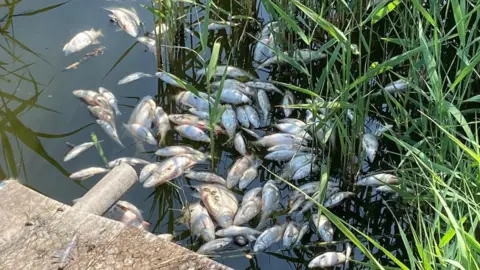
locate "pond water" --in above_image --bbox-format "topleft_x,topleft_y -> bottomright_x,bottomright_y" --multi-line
1,0 -> 409,269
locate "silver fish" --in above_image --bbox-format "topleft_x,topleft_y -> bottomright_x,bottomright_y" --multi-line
308,243 -> 351,268
288,195 -> 306,214
299,200 -> 315,215
256,90 -> 271,126
283,222 -> 300,248
278,118 -> 306,126
108,157 -> 150,168
216,226 -> 262,238
143,154 -> 202,188
175,125 -> 210,143
221,105 -> 237,139
124,123 -> 157,145
88,105 -> 115,127
245,81 -> 282,95
155,106 -> 170,146
236,106 -> 250,128
312,214 -> 333,242
323,191 -> 355,208
207,20 -> 239,30
137,36 -> 157,56
267,144 -> 311,152
264,150 -> 307,161
105,7 -> 140,37
238,159 -> 262,190
107,200 -> 148,228
63,28 -> 102,56
189,108 -> 210,120
98,87 -> 121,115
155,72 -> 186,89
356,173 -> 398,186
241,127 -> 262,139
73,90 -> 102,105
243,105 -> 261,128
292,164 -> 319,180
383,79 -> 408,93
254,133 -> 307,148
258,49 -> 326,69
211,79 -> 253,96
362,133 -> 379,162
242,187 -> 262,204
175,91 -> 211,111
294,223 -> 309,246
197,65 -> 255,80
69,167 -> 110,180
234,132 -> 248,155
155,145 -> 204,157
197,238 -> 232,254
117,72 -> 154,85
184,171 -> 227,185
63,142 -> 95,162
282,90 -> 295,117
226,155 -> 253,189
233,196 -> 261,225
253,224 -> 285,252
254,34 -> 274,63
97,120 -> 124,147
129,95 -> 156,127
148,23 -> 168,38
200,184 -> 239,228
274,123 -> 312,140
215,89 -> 251,104
53,234 -> 78,269
139,163 -> 160,183
260,21 -> 279,38
282,154 -> 315,179
182,202 -> 215,242
257,180 -> 280,229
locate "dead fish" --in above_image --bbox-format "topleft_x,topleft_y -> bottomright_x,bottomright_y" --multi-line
253,133 -> 307,148
267,144 -> 311,152
241,127 -> 262,139
243,105 -> 261,128
312,214 -> 334,242
292,164 -> 319,181
238,160 -> 262,190
274,123 -> 312,140
308,243 -> 352,268
129,95 -> 156,127
257,180 -> 280,229
256,90 -> 271,126
383,79 -> 408,93
175,91 -> 211,111
117,72 -> 154,85
207,20 -> 240,30
197,238 -> 232,254
105,7 -> 140,37
282,90 -> 295,117
184,171 -> 227,185
63,142 -> 95,162
123,123 -> 157,145
254,34 -> 274,63
323,191 -> 355,208
288,195 -> 306,214
221,105 -> 237,139
52,234 -> 78,269
197,65 -> 255,80
139,163 -> 160,183
137,36 -> 157,56
148,23 -> 168,38
356,173 -> 398,186
175,125 -> 210,143
155,72 -> 186,89
200,184 -> 239,228
260,21 -> 279,38
236,106 -> 250,128
362,133 -> 379,162
283,221 -> 300,248
264,150 -> 307,161
105,200 -> 149,229
242,187 -> 262,204
69,167 -> 110,180
234,132 -> 248,155
155,145 -> 204,157
98,87 -> 121,115
63,28 -> 102,56
282,154 -> 315,179
253,224 -> 285,252
182,202 -> 215,242
233,196 -> 261,225
298,200 -> 315,215
169,114 -> 224,135
227,155 -> 253,189
143,154 -> 202,188
211,79 -> 253,96
294,223 -> 310,246
189,108 -> 210,120
258,49 -> 326,69
278,118 -> 306,126
97,120 -> 124,147
215,89 -> 251,105
73,89 -> 102,105
155,106 -> 170,146
108,157 -> 150,168
245,81 -> 282,95
88,105 -> 115,127
216,226 -> 262,239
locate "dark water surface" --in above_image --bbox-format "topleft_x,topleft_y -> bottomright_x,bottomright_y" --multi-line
1,0 -> 410,269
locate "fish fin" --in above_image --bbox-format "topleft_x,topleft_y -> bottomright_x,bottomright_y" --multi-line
96,29 -> 103,37
92,40 -> 100,45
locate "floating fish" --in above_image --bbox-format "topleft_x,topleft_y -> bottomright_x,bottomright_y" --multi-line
245,81 -> 282,95
197,65 -> 256,80
155,72 -> 186,89
69,167 -> 110,180
283,221 -> 300,248
155,145 -> 204,157
253,133 -> 307,148
175,125 -> 210,143
221,105 -> 237,139
117,72 -> 154,85
184,171 -> 227,185
234,132 -> 248,155
312,214 -> 334,242
258,49 -> 326,70
175,91 -> 211,111
235,106 -> 250,128
182,202 -> 215,242
254,34 -> 274,63
282,90 -> 295,117
282,154 -> 315,179
294,223 -> 309,246
139,163 -> 160,183
143,154 -> 202,188
274,123 -> 312,140
383,79 -> 408,93
99,87 -> 121,115
73,89 -> 103,106
215,89 -> 251,105
323,191 -> 355,208
63,142 -> 95,162
199,184 -> 239,228
253,224 -> 285,252
63,28 -> 102,56
105,200 -> 149,229
292,164 -> 319,181
242,187 -> 262,204
108,157 -> 150,168
88,105 -> 115,127
238,160 -> 262,190
123,123 -> 157,145
233,195 -> 261,226
362,133 -> 379,162
308,243 -> 352,268
129,95 -> 156,128
256,90 -> 271,126
356,173 -> 398,186
105,7 -> 140,37
137,36 -> 157,56
97,120 -> 124,147
154,106 -> 170,146
197,238 -> 232,254
215,226 -> 262,239
257,180 -> 280,229
227,155 -> 253,189
267,144 -> 311,152
243,105 -> 261,128
189,108 -> 210,120
264,149 -> 307,161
